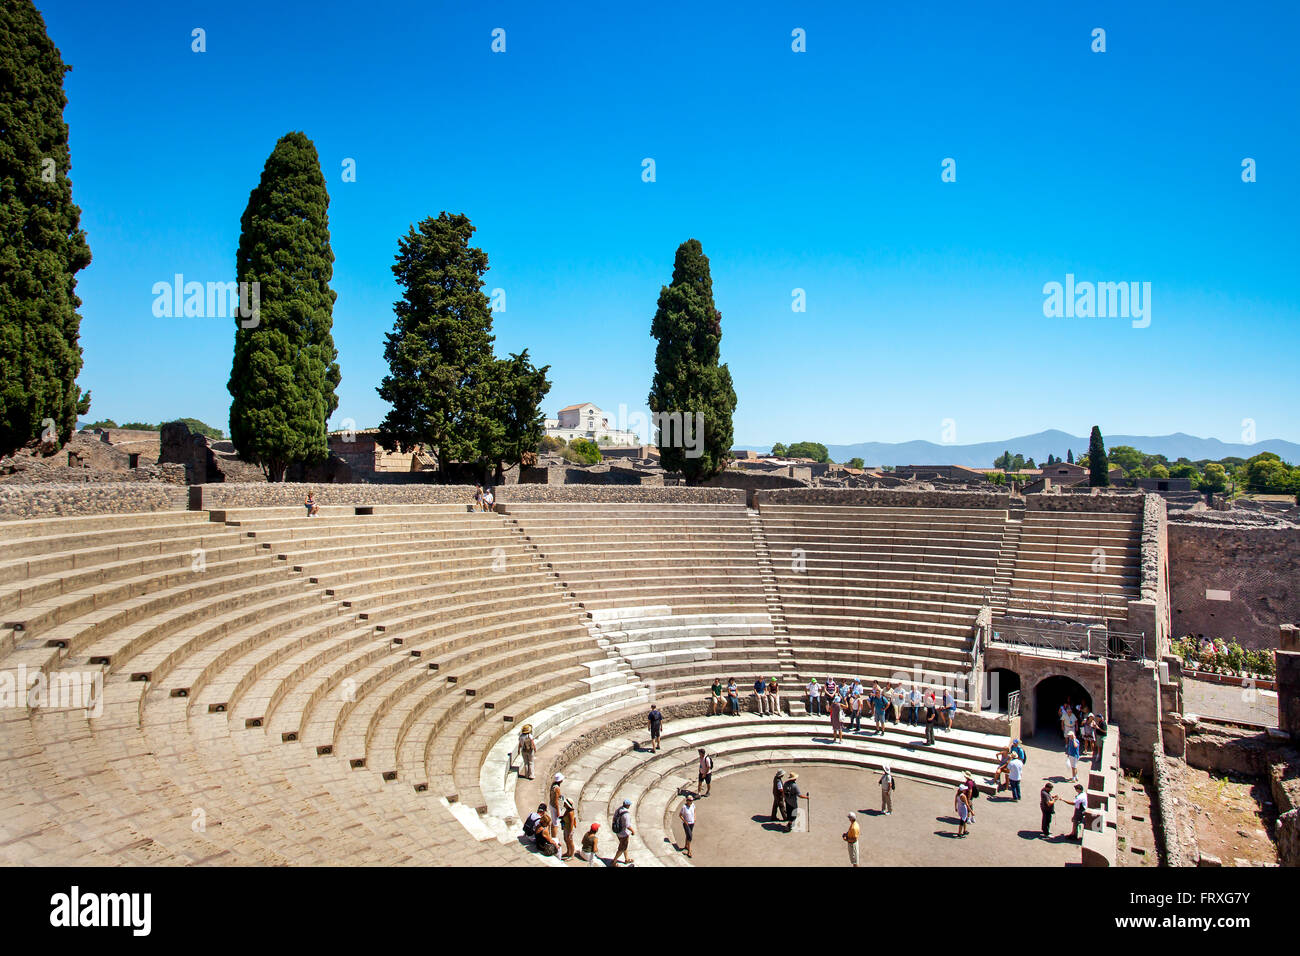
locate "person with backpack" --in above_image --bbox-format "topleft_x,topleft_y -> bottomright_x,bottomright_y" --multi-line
525,804 -> 560,856
611,799 -> 635,865
516,723 -> 537,780
879,763 -> 895,815
770,769 -> 787,822
647,703 -> 663,752
1010,738 -> 1027,766
697,748 -> 714,797
954,784 -> 972,838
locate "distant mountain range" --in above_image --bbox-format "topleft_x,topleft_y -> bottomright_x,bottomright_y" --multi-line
741,429 -> 1300,469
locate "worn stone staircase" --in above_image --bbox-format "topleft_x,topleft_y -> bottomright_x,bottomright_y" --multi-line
988,507 -> 1025,615
747,508 -> 802,712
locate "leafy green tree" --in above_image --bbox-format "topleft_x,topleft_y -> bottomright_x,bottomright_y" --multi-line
0,1 -> 93,454
1169,462 -> 1200,482
377,213 -> 548,482
228,132 -> 340,480
1199,462 -> 1227,494
1149,463 -> 1170,479
771,442 -> 787,457
378,213 -> 499,477
785,441 -> 830,462
1088,426 -> 1109,486
486,350 -> 550,481
848,457 -> 864,469
82,419 -> 117,430
539,435 -> 566,453
1107,445 -> 1143,474
647,239 -> 737,483
562,438 -> 601,465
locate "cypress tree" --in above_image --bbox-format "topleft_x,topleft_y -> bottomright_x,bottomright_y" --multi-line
647,239 -> 737,483
0,1 -> 93,454
377,212 -> 549,482
1067,448 -> 1074,464
227,132 -> 340,481
1088,426 -> 1109,486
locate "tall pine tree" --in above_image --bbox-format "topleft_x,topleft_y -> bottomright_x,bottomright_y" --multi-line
0,1 -> 93,455
1088,426 -> 1109,486
227,132 -> 340,481
648,239 -> 737,483
377,212 -> 549,482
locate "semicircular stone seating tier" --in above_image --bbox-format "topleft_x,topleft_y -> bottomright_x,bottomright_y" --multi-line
0,505 -> 653,865
543,711 -> 1006,867
0,499 -> 1139,865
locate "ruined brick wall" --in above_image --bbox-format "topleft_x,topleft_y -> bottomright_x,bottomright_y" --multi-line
1168,521 -> 1300,649
0,482 -> 190,520
193,482 -> 747,509
755,488 -> 1011,509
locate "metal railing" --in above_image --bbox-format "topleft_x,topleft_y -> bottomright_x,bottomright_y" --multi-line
989,623 -> 1147,661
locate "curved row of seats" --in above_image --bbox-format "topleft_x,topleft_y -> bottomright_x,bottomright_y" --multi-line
1004,511 -> 1140,621
0,505 -> 635,865
758,504 -> 1006,698
550,711 -> 1005,866
502,503 -> 785,704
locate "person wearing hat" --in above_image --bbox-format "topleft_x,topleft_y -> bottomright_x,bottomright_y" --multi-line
678,794 -> 696,858
517,723 -> 536,780
1065,732 -> 1082,782
559,789 -> 578,859
770,769 -> 787,822
842,812 -> 860,866
954,783 -> 972,837
879,762 -> 895,815
611,799 -> 635,865
1040,782 -> 1062,838
578,823 -> 600,864
782,772 -> 802,832
548,773 -> 565,840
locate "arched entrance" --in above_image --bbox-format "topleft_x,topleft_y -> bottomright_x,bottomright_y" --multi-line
1033,675 -> 1093,737
987,668 -> 1021,713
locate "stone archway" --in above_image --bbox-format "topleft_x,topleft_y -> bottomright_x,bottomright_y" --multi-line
987,667 -> 1021,713
1033,674 -> 1093,738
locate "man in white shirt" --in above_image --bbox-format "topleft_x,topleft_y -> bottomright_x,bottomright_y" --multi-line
1071,784 -> 1088,840
1007,754 -> 1025,801
678,795 -> 696,858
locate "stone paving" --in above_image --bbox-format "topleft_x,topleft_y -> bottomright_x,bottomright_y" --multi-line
662,740 -> 1083,867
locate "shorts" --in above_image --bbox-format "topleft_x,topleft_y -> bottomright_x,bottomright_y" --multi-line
698,773 -> 712,786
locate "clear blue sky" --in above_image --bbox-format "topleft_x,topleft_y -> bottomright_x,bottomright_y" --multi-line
40,0 -> 1300,448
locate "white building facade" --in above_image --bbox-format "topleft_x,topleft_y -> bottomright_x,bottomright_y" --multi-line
544,403 -> 640,445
